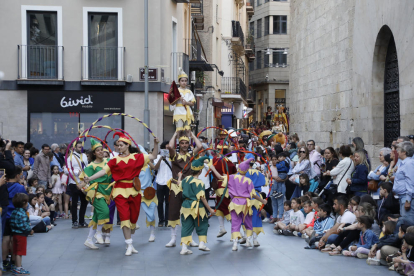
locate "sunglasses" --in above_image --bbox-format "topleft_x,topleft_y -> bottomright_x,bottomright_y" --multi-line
299,151 -> 306,153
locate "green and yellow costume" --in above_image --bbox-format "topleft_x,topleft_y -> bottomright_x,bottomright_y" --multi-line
180,157 -> 210,245
79,139 -> 113,231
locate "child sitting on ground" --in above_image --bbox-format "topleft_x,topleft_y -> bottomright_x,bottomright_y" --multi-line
301,197 -> 324,238
342,215 -> 379,257
275,198 -> 304,236
273,200 -> 292,233
44,189 -> 57,224
367,220 -> 398,265
304,204 -> 335,249
295,200 -> 315,237
391,233 -> 414,271
349,196 -> 360,214
9,193 -> 33,275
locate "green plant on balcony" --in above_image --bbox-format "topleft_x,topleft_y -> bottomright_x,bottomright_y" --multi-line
246,30 -> 254,48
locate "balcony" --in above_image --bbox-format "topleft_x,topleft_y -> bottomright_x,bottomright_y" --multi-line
171,52 -> 190,83
191,0 -> 204,30
81,46 -> 125,85
185,38 -> 213,72
246,0 -> 254,19
247,88 -> 256,103
17,45 -> 64,85
221,77 -> 247,102
172,0 -> 189,3
231,21 -> 245,55
245,34 -> 255,62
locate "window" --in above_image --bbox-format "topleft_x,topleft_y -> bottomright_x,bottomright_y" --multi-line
249,61 -> 254,71
256,51 -> 262,69
257,0 -> 261,6
272,50 -> 287,66
27,11 -> 58,79
265,0 -> 270,2
257,19 -> 262,38
264,16 -> 269,36
250,21 -> 254,37
273,0 -> 288,1
88,13 -> 118,79
264,53 -> 269,68
273,15 -> 287,34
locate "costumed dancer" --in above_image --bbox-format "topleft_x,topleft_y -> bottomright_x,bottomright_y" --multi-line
243,158 -> 268,247
165,131 -> 203,247
83,132 -> 159,256
79,138 -> 113,249
222,158 -> 267,251
211,141 -> 237,238
169,68 -> 195,133
178,157 -> 216,255
273,105 -> 288,132
137,145 -> 158,242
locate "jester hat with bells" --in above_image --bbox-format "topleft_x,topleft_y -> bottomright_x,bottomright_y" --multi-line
113,132 -> 131,145
191,156 -> 210,172
238,158 -> 254,174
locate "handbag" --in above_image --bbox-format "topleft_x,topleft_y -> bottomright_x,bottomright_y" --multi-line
368,180 -> 380,192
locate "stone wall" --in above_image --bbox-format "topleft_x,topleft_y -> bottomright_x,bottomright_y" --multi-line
289,0 -> 414,165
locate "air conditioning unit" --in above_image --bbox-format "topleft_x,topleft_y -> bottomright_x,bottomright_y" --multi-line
126,74 -> 133,83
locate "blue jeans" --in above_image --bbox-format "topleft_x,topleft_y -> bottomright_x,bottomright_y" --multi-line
395,195 -> 414,234
327,234 -> 338,244
271,173 -> 287,219
38,180 -> 48,188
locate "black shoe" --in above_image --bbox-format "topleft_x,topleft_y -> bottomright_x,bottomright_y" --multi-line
53,223 -> 57,226
78,222 -> 88,228
158,221 -> 164,227
165,221 -> 169,227
304,245 -> 316,249
117,221 -> 121,226
282,230 -> 294,236
72,221 -> 79,229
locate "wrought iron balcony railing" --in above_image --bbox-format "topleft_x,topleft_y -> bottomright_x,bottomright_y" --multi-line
81,46 -> 125,81
232,21 -> 245,47
18,45 -> 64,80
221,77 -> 247,100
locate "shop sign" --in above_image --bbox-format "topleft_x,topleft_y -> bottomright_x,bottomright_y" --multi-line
28,91 -> 124,113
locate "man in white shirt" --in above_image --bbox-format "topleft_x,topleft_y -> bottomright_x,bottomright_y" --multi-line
318,196 -> 356,249
109,140 -> 119,159
64,142 -> 89,229
307,140 -> 323,178
153,142 -> 172,227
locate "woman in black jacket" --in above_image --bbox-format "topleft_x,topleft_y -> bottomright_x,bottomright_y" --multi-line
0,140 -> 15,234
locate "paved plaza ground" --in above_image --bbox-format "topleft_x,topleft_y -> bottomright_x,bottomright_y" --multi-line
15,206 -> 393,276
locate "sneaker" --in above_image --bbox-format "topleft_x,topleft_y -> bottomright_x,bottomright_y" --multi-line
357,253 -> 368,259
84,215 -> 92,219
84,239 -> 99,250
282,230 -> 294,236
302,233 -> 309,239
217,229 -> 227,238
262,218 -> 270,223
12,267 -> 30,275
72,221 -> 79,229
239,237 -> 247,244
304,245 -> 316,249
366,258 -> 381,266
189,240 -> 199,247
94,232 -> 104,244
104,236 -> 111,245
180,248 -> 193,255
2,261 -> 11,272
125,245 -> 133,256
78,222 -> 88,228
293,231 -> 301,237
253,240 -> 260,247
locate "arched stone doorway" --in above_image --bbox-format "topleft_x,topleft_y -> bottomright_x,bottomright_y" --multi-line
372,26 -> 400,147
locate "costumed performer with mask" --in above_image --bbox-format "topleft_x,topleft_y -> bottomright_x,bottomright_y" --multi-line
165,131 -> 203,247
79,138 -> 114,249
177,156 -> 217,255
83,132 -> 159,256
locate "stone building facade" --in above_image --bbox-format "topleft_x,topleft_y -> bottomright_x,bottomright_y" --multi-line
289,0 -> 414,159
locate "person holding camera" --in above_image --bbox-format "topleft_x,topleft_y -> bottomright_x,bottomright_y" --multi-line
153,141 -> 172,227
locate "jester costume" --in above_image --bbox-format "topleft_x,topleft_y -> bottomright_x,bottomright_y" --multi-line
103,134 -> 149,230
245,168 -> 267,237
80,139 -> 114,248
212,141 -> 237,222
227,158 -> 256,251
137,145 -> 158,241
